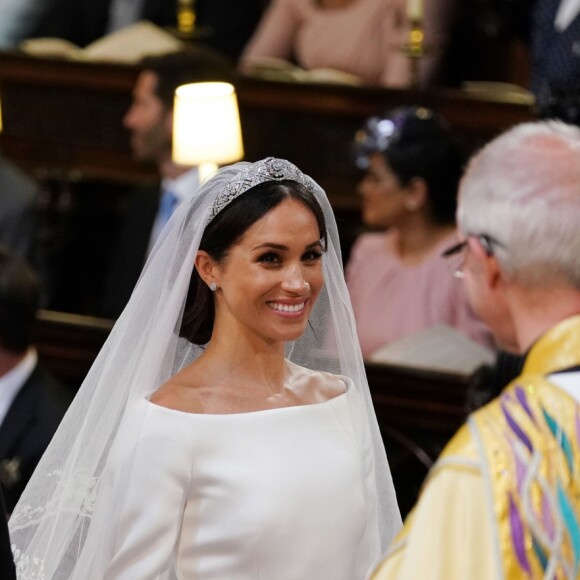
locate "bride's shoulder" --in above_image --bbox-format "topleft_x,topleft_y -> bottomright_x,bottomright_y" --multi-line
287,361 -> 349,399
318,369 -> 348,391
149,376 -> 205,414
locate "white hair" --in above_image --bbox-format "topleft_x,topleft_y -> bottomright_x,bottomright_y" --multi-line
458,121 -> 580,289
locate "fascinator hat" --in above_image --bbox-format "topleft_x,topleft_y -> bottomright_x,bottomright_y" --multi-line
9,157 -> 401,578
353,105 -> 454,170
353,107 -> 464,224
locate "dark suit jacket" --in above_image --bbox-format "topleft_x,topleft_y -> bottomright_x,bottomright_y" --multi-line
0,364 -> 68,514
29,0 -> 177,48
0,487 -> 15,580
196,0 -> 265,60
101,184 -> 161,319
0,154 -> 38,260
29,0 -> 264,59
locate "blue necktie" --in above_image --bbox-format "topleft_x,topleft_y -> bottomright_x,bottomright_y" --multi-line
158,188 -> 178,230
148,189 -> 179,255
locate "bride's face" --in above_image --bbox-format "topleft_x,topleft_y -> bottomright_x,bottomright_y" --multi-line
213,198 -> 324,344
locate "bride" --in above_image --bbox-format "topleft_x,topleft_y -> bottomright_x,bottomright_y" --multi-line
9,157 -> 401,579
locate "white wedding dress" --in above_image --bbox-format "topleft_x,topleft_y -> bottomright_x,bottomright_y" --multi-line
77,377 -> 377,579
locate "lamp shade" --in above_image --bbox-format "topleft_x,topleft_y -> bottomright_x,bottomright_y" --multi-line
172,82 -> 244,166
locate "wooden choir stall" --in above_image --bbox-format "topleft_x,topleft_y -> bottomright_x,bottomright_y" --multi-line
1,51 -> 536,515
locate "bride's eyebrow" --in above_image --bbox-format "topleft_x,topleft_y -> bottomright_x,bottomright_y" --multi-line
252,241 -> 321,252
252,243 -> 288,251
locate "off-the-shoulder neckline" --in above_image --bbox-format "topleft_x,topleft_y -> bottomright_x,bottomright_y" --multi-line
144,375 -> 351,418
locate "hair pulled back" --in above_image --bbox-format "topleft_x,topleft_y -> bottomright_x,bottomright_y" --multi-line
180,180 -> 327,344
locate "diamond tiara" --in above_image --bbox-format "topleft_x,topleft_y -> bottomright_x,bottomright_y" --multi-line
209,157 -> 315,221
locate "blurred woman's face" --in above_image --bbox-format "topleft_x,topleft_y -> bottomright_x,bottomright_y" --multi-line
357,153 -> 409,229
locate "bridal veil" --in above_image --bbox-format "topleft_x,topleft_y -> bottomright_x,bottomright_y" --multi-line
9,158 -> 401,578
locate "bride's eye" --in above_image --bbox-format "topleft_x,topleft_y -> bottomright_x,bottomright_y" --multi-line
258,252 -> 281,264
302,250 -> 323,262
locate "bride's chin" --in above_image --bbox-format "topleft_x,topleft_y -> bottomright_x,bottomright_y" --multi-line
269,325 -> 309,343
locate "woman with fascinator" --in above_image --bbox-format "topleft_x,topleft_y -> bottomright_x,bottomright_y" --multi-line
9,157 -> 401,579
348,106 -> 494,358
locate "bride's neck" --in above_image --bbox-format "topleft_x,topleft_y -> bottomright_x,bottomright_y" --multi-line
316,0 -> 354,8
201,332 -> 288,387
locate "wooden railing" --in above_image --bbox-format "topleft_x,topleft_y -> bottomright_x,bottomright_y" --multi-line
0,51 -> 536,209
34,309 -> 113,388
0,52 -> 514,515
0,52 -> 538,315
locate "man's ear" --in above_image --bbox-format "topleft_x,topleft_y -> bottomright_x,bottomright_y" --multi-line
468,237 -> 502,290
195,251 -> 219,287
404,177 -> 428,211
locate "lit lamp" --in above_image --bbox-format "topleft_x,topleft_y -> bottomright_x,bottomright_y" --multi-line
172,82 -> 244,183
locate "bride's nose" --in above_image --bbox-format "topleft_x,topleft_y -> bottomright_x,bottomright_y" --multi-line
281,267 -> 310,293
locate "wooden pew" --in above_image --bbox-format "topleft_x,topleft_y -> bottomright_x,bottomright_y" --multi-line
2,54 -> 506,515
4,51 -> 480,504
34,309 -> 113,389
0,52 -> 537,314
34,309 -> 470,517
365,361 -> 469,515
0,51 -> 536,207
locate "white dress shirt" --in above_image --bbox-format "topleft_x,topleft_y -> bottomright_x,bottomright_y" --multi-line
106,0 -> 147,33
555,0 -> 580,30
0,0 -> 52,48
549,369 -> 580,401
147,166 -> 200,255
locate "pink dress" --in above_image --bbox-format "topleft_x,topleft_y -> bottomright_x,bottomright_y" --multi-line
346,231 -> 494,358
240,0 -> 455,87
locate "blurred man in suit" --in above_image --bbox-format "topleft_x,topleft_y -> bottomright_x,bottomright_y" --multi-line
372,121 -> 580,578
101,46 -> 234,318
0,154 -> 38,260
0,487 -> 15,579
0,246 -> 67,513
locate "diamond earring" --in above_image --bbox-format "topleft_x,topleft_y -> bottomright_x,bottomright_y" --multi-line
209,282 -> 217,292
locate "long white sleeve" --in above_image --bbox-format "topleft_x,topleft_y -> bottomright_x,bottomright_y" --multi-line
77,400 -> 195,580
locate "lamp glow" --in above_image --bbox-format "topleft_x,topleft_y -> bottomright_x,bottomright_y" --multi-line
172,82 -> 244,182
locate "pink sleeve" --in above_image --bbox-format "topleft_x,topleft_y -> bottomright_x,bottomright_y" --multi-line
345,235 -> 368,301
240,0 -> 303,66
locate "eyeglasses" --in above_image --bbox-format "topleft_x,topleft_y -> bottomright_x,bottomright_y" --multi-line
441,234 -> 505,278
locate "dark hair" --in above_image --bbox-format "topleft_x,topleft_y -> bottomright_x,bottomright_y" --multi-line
0,246 -> 40,354
140,45 -> 236,109
180,180 -> 327,345
354,106 -> 465,225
